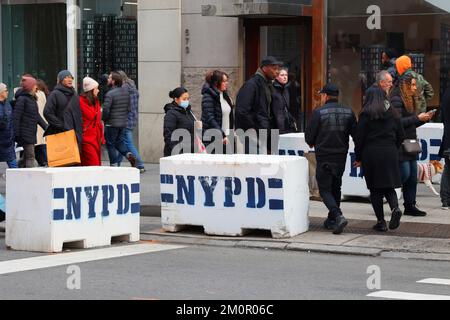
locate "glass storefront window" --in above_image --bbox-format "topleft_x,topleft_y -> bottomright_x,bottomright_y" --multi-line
77,0 -> 137,92
1,2 -> 67,94
328,0 -> 450,117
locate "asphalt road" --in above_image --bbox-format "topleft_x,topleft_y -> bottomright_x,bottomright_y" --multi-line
0,243 -> 450,300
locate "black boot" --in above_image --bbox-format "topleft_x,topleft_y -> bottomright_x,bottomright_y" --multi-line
373,220 -> 388,232
404,204 -> 427,217
323,218 -> 336,230
0,211 -> 5,223
333,215 -> 348,235
389,208 -> 402,230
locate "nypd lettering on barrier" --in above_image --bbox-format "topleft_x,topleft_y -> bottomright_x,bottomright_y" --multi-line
52,183 -> 140,221
161,174 -> 284,211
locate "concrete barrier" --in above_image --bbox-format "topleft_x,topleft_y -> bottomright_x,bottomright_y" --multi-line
6,167 -> 140,253
278,124 -> 444,197
160,154 -> 309,238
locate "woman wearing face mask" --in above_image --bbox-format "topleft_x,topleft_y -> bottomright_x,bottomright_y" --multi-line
164,87 -> 196,157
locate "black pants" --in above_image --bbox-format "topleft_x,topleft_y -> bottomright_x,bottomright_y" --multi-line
369,188 -> 399,222
35,144 -> 47,167
316,161 -> 345,220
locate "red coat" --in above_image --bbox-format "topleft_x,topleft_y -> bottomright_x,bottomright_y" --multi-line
80,96 -> 104,166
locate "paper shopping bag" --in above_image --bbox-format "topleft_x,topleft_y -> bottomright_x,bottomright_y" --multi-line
46,129 -> 81,167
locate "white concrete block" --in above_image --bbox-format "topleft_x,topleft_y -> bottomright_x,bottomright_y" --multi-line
160,154 -> 309,238
6,167 -> 140,253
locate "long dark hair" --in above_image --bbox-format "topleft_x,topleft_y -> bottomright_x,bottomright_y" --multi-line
362,86 -> 388,120
81,90 -> 97,106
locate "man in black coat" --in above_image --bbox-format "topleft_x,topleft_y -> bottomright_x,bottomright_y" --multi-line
44,70 -> 78,136
102,71 -> 136,167
305,84 -> 357,235
439,75 -> 450,209
235,56 -> 283,154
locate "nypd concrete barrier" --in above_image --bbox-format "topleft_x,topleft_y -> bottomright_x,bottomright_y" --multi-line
6,167 -> 140,253
278,123 -> 444,197
160,154 -> 309,238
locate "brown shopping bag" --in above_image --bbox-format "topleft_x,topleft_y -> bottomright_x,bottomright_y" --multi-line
46,129 -> 81,167
304,152 -> 321,201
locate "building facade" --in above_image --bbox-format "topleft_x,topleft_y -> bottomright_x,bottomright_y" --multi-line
1,0 -> 450,163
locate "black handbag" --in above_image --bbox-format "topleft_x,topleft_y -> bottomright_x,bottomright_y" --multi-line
402,139 -> 422,155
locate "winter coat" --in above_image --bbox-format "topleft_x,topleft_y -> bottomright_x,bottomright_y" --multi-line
13,90 -> 48,145
35,90 -> 47,145
201,83 -> 234,138
163,102 -> 195,157
235,72 -> 272,131
63,96 -> 83,152
101,86 -> 131,128
305,99 -> 357,163
44,84 -> 77,136
439,86 -> 450,159
80,96 -> 103,166
390,87 -> 426,162
123,81 -> 139,130
272,81 -> 297,134
0,100 -> 16,162
355,108 -> 404,189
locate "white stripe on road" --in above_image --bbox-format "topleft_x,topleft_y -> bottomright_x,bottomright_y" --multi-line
0,243 -> 185,276
417,278 -> 450,286
368,290 -> 450,300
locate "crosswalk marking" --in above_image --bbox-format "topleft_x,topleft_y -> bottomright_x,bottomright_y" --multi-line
417,278 -> 450,286
0,243 -> 185,276
368,291 -> 450,300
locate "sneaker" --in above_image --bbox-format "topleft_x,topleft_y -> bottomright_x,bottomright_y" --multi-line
126,153 -> 137,168
323,218 -> 336,230
373,220 -> 388,232
404,204 -> 427,217
389,208 -> 402,230
442,206 -> 450,210
333,215 -> 348,235
138,167 -> 146,174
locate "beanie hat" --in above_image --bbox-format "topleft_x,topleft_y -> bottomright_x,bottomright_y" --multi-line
0,83 -> 7,94
58,70 -> 74,83
83,77 -> 99,92
22,77 -> 37,92
396,55 -> 412,77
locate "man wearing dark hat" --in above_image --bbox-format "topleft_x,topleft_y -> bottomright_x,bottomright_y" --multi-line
235,56 -> 283,153
305,84 -> 357,235
44,70 -> 80,137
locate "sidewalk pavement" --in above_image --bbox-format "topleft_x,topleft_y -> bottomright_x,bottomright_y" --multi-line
2,161 -> 450,261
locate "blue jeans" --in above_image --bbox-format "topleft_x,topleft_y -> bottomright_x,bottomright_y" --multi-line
105,127 -> 132,166
7,159 -> 18,169
400,160 -> 418,205
116,128 -> 144,169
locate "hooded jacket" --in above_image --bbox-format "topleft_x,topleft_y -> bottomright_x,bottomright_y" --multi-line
163,102 -> 195,157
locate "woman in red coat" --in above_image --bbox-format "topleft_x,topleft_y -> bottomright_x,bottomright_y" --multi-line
80,77 -> 104,166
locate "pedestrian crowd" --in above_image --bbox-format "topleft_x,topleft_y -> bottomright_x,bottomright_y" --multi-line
163,51 -> 449,235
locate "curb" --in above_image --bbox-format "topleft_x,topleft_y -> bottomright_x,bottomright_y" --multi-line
140,232 -> 450,262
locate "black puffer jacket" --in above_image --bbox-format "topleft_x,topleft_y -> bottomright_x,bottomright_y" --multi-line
13,90 -> 48,145
272,81 -> 296,134
201,83 -> 234,138
235,73 -> 272,131
390,87 -> 426,161
305,99 -> 357,163
163,102 -> 195,157
44,84 -> 77,135
101,86 -> 131,128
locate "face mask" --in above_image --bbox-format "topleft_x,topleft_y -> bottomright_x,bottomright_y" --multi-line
180,101 -> 190,109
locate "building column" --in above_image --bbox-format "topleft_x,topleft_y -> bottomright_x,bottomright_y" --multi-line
311,0 -> 327,109
66,0 -> 78,89
0,4 -> 3,82
138,0 -> 182,163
